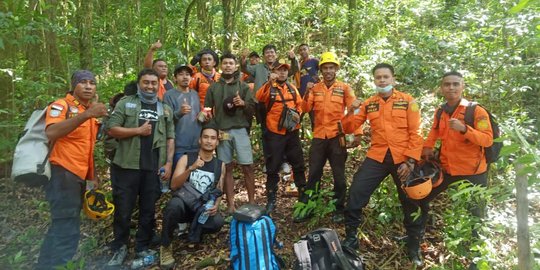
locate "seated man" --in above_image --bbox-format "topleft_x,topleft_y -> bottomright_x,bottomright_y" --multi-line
159,127 -> 225,268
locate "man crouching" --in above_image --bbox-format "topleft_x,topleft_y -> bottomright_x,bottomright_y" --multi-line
159,126 -> 225,268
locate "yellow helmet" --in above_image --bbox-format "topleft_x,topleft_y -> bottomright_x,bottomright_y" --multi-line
319,52 -> 340,68
83,189 -> 115,220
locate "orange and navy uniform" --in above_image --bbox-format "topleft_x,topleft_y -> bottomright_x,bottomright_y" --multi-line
256,82 -> 303,135
342,89 -> 423,164
45,93 -> 99,180
189,71 -> 221,108
424,98 -> 493,175
302,80 -> 360,139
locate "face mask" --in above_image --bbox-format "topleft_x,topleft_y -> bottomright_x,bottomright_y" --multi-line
375,84 -> 393,93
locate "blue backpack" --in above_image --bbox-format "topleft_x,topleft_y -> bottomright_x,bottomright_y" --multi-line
230,205 -> 283,270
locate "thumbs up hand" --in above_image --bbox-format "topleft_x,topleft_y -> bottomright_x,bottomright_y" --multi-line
138,120 -> 152,136
188,155 -> 205,171
233,90 -> 245,107
180,97 -> 191,115
85,94 -> 107,118
150,40 -> 162,51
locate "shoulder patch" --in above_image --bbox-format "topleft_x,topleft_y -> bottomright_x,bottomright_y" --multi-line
49,109 -> 61,117
410,102 -> 419,112
477,118 -> 489,130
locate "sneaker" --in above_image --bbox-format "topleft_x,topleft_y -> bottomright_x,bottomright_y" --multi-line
177,223 -> 189,237
136,248 -> 157,258
160,245 -> 175,268
281,163 -> 291,174
107,245 -> 127,266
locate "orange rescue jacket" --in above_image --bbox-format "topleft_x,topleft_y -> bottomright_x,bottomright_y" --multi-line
46,93 -> 99,180
342,89 -> 423,164
302,81 -> 359,139
256,82 -> 303,135
189,71 -> 221,108
424,98 -> 493,175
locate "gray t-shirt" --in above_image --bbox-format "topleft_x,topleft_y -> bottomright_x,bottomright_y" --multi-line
163,89 -> 201,154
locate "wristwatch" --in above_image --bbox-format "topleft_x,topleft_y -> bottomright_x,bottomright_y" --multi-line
406,158 -> 416,165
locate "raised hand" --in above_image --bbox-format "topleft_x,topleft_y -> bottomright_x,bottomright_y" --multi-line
85,94 -> 107,118
138,120 -> 152,136
233,90 -> 244,107
189,155 -> 205,171
150,40 -> 162,51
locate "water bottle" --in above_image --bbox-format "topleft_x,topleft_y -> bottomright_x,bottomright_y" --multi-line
130,254 -> 156,269
159,168 -> 169,193
197,195 -> 215,224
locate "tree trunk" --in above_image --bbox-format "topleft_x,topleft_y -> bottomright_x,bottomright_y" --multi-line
515,163 -> 532,270
222,0 -> 233,52
183,0 -> 197,56
77,0 -> 94,70
347,0 -> 357,55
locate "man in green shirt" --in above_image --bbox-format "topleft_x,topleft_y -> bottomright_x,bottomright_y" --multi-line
106,68 -> 175,266
204,52 -> 256,213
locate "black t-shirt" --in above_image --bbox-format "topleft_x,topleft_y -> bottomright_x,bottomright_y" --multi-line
139,102 -> 160,171
186,152 -> 222,194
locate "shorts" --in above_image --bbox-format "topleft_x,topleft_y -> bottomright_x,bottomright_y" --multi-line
217,128 -> 253,165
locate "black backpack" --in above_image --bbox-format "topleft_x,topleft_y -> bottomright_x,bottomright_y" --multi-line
435,102 -> 502,163
293,228 -> 364,270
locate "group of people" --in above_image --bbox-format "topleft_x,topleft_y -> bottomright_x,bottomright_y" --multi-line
35,41 -> 493,270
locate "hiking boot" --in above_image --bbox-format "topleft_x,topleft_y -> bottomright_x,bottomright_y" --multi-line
107,245 -> 127,267
407,248 -> 423,267
177,223 -> 189,237
406,237 -> 423,267
136,248 -> 157,258
293,211 -> 313,223
342,226 -> 359,250
160,245 -> 175,269
331,212 -> 345,224
265,192 -> 277,214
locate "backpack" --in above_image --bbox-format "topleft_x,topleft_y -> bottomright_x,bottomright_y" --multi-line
11,100 -> 69,187
266,82 -> 300,131
436,102 -> 502,163
230,205 -> 284,270
293,228 -> 364,270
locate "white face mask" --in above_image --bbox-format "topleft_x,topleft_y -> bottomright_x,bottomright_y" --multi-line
375,84 -> 393,93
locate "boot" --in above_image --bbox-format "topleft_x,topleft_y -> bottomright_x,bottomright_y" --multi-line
406,236 -> 423,267
342,226 -> 359,251
265,192 -> 277,214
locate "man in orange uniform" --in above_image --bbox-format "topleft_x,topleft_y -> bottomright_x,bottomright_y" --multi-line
297,52 -> 360,223
144,40 -> 175,100
256,62 -> 306,213
36,70 -> 107,270
341,63 -> 425,266
189,49 -> 221,108
422,71 -> 493,270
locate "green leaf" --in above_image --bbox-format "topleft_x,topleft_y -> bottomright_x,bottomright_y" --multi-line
499,144 -> 520,157
509,0 -> 531,14
515,154 -> 536,164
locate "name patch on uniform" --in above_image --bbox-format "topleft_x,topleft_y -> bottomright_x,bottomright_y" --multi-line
332,88 -> 344,97
314,92 -> 324,96
125,102 -> 137,109
392,101 -> 408,110
366,103 -> 379,113
70,106 -> 79,114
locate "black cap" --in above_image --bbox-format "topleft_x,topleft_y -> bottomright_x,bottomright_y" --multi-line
248,51 -> 260,58
173,64 -> 193,76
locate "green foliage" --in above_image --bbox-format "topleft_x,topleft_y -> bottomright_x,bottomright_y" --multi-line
293,179 -> 337,227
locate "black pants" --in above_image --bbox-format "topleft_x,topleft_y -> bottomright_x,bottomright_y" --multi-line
305,137 -> 348,211
422,172 -> 488,218
36,165 -> 84,270
265,130 -> 306,195
345,151 -> 428,243
161,197 -> 224,247
110,165 -> 160,252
